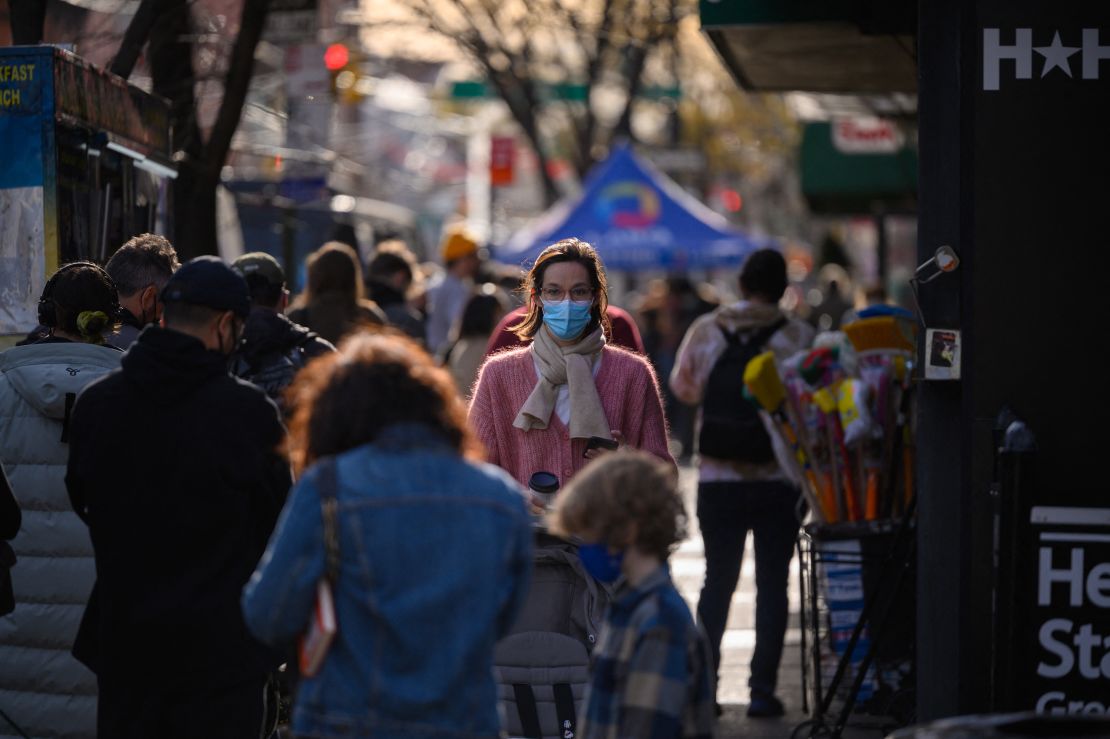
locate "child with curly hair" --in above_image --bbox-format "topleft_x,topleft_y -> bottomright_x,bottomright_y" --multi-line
549,449 -> 717,739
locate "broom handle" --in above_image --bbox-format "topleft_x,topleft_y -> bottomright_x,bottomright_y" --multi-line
830,413 -> 861,521
772,412 -> 827,522
865,466 -> 880,520
824,420 -> 848,522
820,468 -> 840,524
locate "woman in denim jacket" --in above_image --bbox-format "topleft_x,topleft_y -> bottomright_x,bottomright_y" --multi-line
242,333 -> 533,739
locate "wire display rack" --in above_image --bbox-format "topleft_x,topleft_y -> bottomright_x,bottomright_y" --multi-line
792,507 -> 917,739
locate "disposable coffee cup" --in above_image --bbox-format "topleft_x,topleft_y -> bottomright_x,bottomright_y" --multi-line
528,471 -> 560,510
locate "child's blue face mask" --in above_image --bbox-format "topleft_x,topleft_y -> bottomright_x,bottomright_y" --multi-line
542,298 -> 593,341
578,542 -> 624,583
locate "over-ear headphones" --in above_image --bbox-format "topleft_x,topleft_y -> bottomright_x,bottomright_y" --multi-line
38,261 -> 121,328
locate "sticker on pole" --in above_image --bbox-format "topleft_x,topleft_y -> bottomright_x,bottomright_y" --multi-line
925,328 -> 961,381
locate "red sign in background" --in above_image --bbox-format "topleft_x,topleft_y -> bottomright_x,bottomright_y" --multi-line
490,136 -> 515,186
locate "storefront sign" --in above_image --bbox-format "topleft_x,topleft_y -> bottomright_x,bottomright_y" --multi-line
983,28 -> 1110,90
1027,506 -> 1110,715
832,118 -> 904,154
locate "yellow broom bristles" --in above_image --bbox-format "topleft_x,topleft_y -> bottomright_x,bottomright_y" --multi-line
743,351 -> 785,412
842,316 -> 916,354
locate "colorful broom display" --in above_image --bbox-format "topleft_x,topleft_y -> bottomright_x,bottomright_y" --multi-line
742,313 -> 918,523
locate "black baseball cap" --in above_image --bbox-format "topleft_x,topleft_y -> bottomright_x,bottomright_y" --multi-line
160,256 -> 251,319
232,252 -> 285,288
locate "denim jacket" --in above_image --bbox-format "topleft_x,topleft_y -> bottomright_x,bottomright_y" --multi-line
242,423 -> 533,738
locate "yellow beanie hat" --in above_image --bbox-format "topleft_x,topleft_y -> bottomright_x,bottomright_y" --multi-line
441,229 -> 479,263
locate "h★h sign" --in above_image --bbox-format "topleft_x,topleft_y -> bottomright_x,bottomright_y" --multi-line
984,28 -> 1110,90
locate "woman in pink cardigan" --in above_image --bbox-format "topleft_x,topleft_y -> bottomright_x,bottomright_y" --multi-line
469,238 -> 673,489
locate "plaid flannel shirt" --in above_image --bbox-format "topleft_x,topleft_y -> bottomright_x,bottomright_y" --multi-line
579,565 -> 717,739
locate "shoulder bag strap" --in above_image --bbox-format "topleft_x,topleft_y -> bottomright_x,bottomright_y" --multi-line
745,317 -> 788,350
317,457 -> 341,584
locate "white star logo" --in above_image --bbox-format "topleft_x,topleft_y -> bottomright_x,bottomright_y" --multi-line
1035,31 -> 1079,77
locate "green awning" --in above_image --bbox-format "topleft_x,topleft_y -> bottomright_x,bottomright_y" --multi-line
800,121 -> 918,213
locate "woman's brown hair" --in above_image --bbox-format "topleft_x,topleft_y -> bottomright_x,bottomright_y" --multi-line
284,332 -> 483,474
548,449 -> 686,560
510,238 -> 611,341
300,241 -> 366,307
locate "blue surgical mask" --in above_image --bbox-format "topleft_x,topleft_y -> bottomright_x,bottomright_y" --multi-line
578,542 -> 624,583
542,298 -> 593,341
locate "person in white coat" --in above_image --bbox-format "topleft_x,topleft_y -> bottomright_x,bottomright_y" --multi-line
0,262 -> 123,739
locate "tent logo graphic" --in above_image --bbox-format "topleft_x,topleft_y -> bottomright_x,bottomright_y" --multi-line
595,182 -> 660,229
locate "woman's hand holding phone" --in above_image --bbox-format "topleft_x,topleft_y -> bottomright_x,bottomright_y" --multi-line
583,430 -> 624,460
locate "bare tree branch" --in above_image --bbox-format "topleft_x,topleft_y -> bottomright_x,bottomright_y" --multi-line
110,0 -> 172,78
202,0 -> 271,175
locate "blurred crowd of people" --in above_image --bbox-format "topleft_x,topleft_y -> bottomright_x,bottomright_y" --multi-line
0,225 -> 882,739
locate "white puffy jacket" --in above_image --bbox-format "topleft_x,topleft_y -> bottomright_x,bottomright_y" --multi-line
0,341 -> 121,739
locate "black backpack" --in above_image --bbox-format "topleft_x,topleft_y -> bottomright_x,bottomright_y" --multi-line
697,319 -> 786,463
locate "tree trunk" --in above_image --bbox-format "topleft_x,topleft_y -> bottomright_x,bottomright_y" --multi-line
171,165 -> 219,261
9,0 -> 47,44
143,0 -> 211,257
484,69 -> 560,207
137,0 -> 269,258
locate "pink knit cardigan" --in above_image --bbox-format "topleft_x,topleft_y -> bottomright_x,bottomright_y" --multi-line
468,345 -> 674,488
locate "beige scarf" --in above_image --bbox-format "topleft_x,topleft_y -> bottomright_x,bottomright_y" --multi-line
514,326 -> 611,440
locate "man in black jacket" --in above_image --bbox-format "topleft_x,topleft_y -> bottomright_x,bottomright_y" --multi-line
230,251 -> 334,412
66,256 -> 292,739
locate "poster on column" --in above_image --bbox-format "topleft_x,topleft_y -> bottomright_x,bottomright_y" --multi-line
0,52 -> 47,335
1025,506 -> 1110,715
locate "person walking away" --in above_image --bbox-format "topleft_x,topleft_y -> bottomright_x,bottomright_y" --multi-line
425,226 -> 481,356
468,238 -> 673,490
65,256 -> 292,739
231,252 -> 335,412
242,332 -> 532,739
549,450 -> 716,739
288,242 -> 386,345
669,248 -> 814,717
365,240 -> 426,343
442,286 -> 507,398
0,262 -> 123,739
104,233 -> 181,349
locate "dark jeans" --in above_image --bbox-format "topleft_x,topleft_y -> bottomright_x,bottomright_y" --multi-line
696,479 -> 802,700
97,673 -> 268,739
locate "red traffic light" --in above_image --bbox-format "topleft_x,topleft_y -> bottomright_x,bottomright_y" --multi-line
324,44 -> 350,71
720,188 -> 742,212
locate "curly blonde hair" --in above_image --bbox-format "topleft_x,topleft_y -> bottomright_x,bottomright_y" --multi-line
548,450 -> 686,559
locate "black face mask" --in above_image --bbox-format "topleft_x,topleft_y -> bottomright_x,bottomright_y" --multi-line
217,316 -> 244,357
135,286 -> 158,327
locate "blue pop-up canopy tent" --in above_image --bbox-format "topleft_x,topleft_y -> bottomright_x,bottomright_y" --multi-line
496,143 -> 772,270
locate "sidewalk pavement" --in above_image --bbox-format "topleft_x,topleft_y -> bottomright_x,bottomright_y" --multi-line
673,465 -> 885,739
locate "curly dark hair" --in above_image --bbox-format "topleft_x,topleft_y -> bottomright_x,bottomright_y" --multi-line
510,238 -> 611,341
549,449 -> 686,560
284,332 -> 482,474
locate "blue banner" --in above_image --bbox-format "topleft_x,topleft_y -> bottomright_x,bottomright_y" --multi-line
0,53 -> 46,189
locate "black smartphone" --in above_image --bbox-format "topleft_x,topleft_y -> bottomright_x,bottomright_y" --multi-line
583,436 -> 619,457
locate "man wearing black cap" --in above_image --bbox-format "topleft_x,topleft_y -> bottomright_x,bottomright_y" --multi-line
230,251 -> 334,411
65,256 -> 292,739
